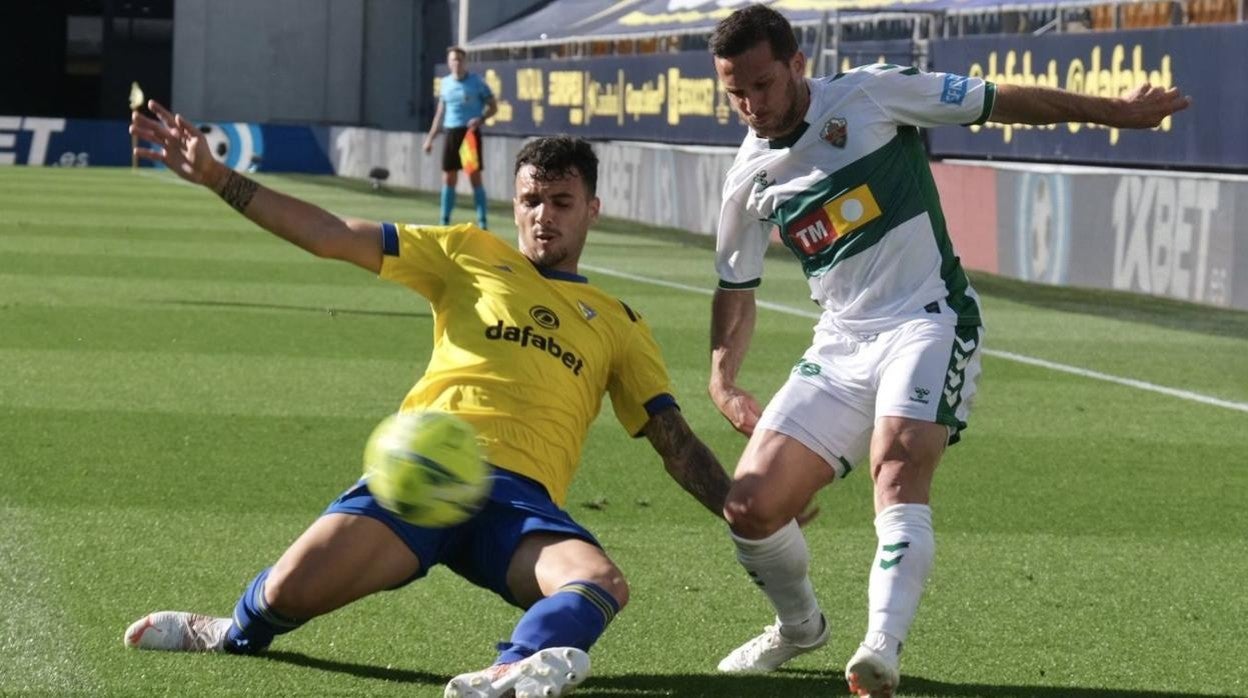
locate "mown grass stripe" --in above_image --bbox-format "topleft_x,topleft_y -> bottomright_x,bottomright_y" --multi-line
0,507 -> 100,693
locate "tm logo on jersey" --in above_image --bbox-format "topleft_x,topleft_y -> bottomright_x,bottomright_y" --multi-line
485,321 -> 585,375
788,184 -> 883,255
941,74 -> 969,105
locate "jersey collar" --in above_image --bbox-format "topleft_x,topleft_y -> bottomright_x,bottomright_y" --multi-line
767,121 -> 809,149
533,262 -> 588,284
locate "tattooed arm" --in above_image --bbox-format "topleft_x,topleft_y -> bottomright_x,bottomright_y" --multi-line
208,169 -> 382,273
643,406 -> 731,518
130,100 -> 381,273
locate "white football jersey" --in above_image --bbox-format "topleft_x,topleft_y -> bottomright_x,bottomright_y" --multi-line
716,64 -> 996,333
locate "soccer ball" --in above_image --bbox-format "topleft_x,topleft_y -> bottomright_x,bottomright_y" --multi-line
362,411 -> 490,527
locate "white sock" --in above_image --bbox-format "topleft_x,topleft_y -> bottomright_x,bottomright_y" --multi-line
865,503 -> 934,655
731,519 -> 822,641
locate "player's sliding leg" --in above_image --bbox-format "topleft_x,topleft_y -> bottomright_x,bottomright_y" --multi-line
718,429 -> 838,673
444,647 -> 591,698
125,511 -> 421,654
123,611 -> 231,651
445,533 -> 625,697
846,416 -> 946,697
494,577 -> 620,662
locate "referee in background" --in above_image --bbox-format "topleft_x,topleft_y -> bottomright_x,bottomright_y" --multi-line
423,46 -> 498,229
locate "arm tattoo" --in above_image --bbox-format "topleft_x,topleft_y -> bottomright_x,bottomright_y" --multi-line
217,170 -> 259,213
644,408 -> 731,518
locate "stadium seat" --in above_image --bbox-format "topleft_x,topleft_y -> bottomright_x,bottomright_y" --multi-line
1122,2 -> 1144,27
1190,0 -> 1210,22
1217,0 -> 1238,22
1090,4 -> 1115,30
1150,1 -> 1173,26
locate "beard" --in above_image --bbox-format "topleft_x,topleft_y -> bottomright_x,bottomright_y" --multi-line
752,78 -> 808,139
521,235 -> 570,270
532,247 -> 567,269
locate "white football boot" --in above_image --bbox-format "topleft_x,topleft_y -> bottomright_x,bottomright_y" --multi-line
444,647 -> 590,698
716,615 -> 829,673
845,642 -> 901,697
123,611 -> 231,652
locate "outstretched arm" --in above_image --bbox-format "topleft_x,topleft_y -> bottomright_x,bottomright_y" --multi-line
990,82 -> 1191,129
709,287 -> 763,436
643,407 -> 731,518
644,406 -> 822,527
131,101 -> 381,273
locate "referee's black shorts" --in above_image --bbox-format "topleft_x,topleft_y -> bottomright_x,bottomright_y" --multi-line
441,127 -> 485,172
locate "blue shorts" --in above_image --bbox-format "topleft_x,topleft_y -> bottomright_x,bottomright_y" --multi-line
322,467 -> 599,607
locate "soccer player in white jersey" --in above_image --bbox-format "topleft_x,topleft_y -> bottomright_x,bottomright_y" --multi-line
124,102 -> 734,698
706,5 -> 1190,696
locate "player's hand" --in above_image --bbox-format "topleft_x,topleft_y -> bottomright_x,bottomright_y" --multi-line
130,100 -> 225,188
1114,83 -> 1191,129
466,117 -> 482,131
422,138 -> 434,154
710,383 -> 762,436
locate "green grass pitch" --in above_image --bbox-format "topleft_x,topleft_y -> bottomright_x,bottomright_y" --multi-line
2,166 -> 1247,697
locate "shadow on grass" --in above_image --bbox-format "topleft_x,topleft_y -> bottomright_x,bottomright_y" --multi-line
260,650 -> 446,687
163,299 -> 429,319
246,658 -> 1234,698
969,271 -> 1248,341
582,671 -> 1233,697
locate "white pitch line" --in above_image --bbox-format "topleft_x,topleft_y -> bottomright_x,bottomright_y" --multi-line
582,263 -> 1248,414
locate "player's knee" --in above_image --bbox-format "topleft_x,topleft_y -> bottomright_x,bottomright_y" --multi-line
584,567 -> 629,611
263,564 -> 323,620
872,457 -> 903,484
606,576 -> 630,612
871,458 -> 930,508
723,482 -> 789,539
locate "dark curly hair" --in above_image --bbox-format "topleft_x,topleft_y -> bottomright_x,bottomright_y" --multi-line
709,4 -> 798,63
513,136 -> 599,196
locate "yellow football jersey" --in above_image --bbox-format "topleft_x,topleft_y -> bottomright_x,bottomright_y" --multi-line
378,222 -> 676,506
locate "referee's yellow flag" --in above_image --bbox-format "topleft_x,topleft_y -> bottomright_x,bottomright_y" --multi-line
459,129 -> 480,175
128,82 -> 145,111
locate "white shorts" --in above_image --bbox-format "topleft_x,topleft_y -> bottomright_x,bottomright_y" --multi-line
755,317 -> 983,478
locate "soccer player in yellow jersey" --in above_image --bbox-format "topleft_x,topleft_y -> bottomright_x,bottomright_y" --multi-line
122,101 -> 733,698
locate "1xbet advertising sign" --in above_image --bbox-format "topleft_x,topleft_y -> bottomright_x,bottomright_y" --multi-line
0,116 -> 334,174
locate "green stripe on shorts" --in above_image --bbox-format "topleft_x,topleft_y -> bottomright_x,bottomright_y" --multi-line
936,325 -> 980,437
